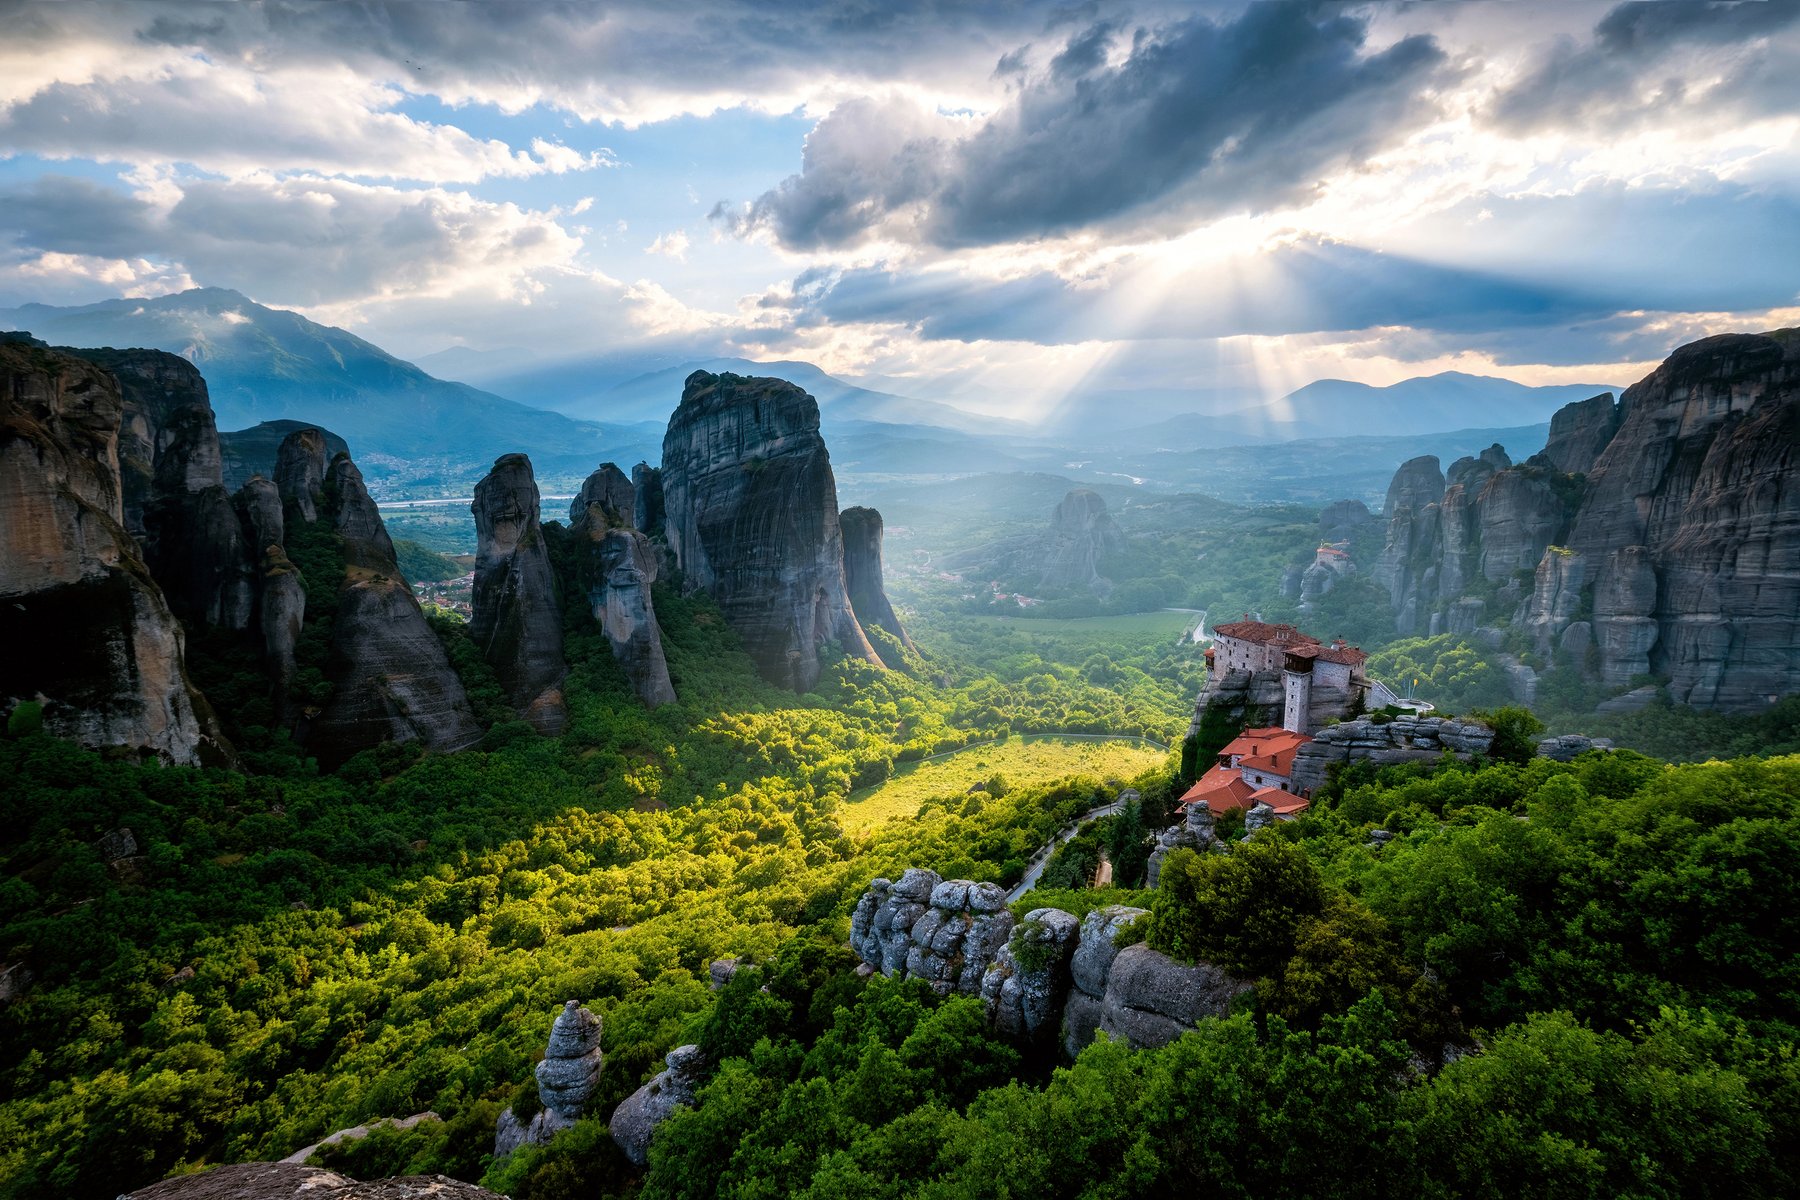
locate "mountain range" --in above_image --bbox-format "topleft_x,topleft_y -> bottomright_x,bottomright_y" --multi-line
2,288 -> 1620,506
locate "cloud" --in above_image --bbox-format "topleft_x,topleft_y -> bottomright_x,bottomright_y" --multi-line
645,230 -> 691,261
1490,0 -> 1800,134
724,4 -> 1451,251
0,173 -> 584,307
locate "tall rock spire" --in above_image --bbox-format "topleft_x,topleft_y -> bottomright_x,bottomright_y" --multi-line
470,453 -> 568,733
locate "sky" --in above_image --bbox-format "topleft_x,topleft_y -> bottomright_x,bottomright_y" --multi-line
1,0 -> 1797,421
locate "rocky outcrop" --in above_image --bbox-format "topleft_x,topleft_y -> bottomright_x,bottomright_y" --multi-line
632,462 -> 663,536
850,870 -> 1014,995
1098,943 -> 1251,1050
1042,488 -> 1125,594
1319,498 -> 1375,542
1289,716 -> 1496,795
848,869 -> 1246,1055
470,454 -> 567,733
1536,732 -> 1615,761
494,1000 -> 604,1157
1062,905 -> 1149,1057
611,1044 -> 704,1167
219,420 -> 349,493
660,371 -> 879,691
122,1163 -> 503,1199
286,439 -> 480,765
1372,455 -> 1446,634
275,428 -> 328,524
839,506 -> 914,655
77,349 -> 255,631
0,341 -> 229,765
1373,330 -> 1798,711
1534,392 -> 1621,475
569,463 -> 676,708
234,476 -> 305,720
1565,332 -> 1799,707
981,908 -> 1080,1045
1145,802 -> 1219,889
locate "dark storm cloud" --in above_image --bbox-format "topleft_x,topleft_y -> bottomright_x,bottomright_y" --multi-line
1491,0 -> 1800,132
766,241 -> 1614,345
727,3 -> 1451,250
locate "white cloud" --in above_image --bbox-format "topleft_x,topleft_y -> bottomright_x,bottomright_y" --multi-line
645,230 -> 691,261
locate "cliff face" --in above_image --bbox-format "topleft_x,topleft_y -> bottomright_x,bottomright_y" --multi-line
839,506 -> 914,656
0,341 -> 229,765
1372,329 -> 1799,710
1565,332 -> 1800,706
632,462 -> 664,538
234,476 -> 304,719
277,432 -> 481,764
660,371 -> 879,691
77,349 -> 255,631
568,463 -> 676,708
1041,488 -> 1125,593
470,454 -> 567,733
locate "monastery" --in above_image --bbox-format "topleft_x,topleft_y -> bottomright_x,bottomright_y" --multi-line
1182,618 -> 1403,820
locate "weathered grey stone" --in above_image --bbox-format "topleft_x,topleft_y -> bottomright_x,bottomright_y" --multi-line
95,827 -> 139,861
1098,943 -> 1251,1050
661,371 -> 880,691
1536,733 -> 1615,761
471,453 -> 567,733
981,908 -> 1079,1044
1069,906 -> 1149,1000
610,1045 -> 704,1167
122,1161 -> 504,1199
709,958 -> 740,991
535,1000 -> 604,1118
1243,802 -> 1276,834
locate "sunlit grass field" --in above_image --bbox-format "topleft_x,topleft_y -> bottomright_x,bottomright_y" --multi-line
840,733 -> 1171,834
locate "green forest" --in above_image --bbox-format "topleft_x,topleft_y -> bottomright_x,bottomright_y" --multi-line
3,510 -> 1799,1199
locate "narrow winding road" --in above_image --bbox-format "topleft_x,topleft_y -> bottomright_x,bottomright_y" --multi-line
1007,796 -> 1130,903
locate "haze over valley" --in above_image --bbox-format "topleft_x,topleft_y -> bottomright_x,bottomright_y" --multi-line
2,4 -> 1798,1199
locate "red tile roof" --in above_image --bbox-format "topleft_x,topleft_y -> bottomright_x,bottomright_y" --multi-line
1251,785 -> 1310,817
1212,620 -> 1321,647
1179,766 -> 1258,813
1219,727 -> 1310,772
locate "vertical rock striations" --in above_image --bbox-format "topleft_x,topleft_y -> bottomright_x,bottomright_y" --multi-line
1373,329 -> 1798,710
0,341 -> 229,764
77,348 -> 255,631
276,431 -> 481,764
839,506 -> 914,656
234,476 -> 305,718
632,462 -> 664,539
660,371 -> 879,691
470,454 -> 567,733
568,463 -> 676,708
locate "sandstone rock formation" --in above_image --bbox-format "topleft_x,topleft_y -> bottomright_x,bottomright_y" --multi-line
611,1044 -> 704,1167
219,420 -> 350,492
632,462 -> 664,537
0,341 -> 229,765
470,454 -> 567,733
494,1000 -> 604,1157
77,348 -> 255,631
122,1163 -> 502,1199
1041,488 -> 1125,593
277,433 -> 480,764
660,371 -> 879,691
1319,498 -> 1375,542
1534,392 -> 1621,475
839,505 -> 915,656
568,463 -> 676,707
1373,329 -> 1798,710
233,477 -> 306,722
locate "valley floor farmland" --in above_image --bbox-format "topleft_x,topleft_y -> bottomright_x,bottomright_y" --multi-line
839,733 -> 1171,834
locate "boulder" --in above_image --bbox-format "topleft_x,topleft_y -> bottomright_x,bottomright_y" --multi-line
121,1162 -> 503,1199
1098,943 -> 1250,1050
611,1044 -> 704,1167
981,908 -> 1080,1045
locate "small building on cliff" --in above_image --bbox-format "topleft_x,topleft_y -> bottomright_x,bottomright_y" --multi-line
1201,618 -> 1397,735
1178,726 -> 1313,819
